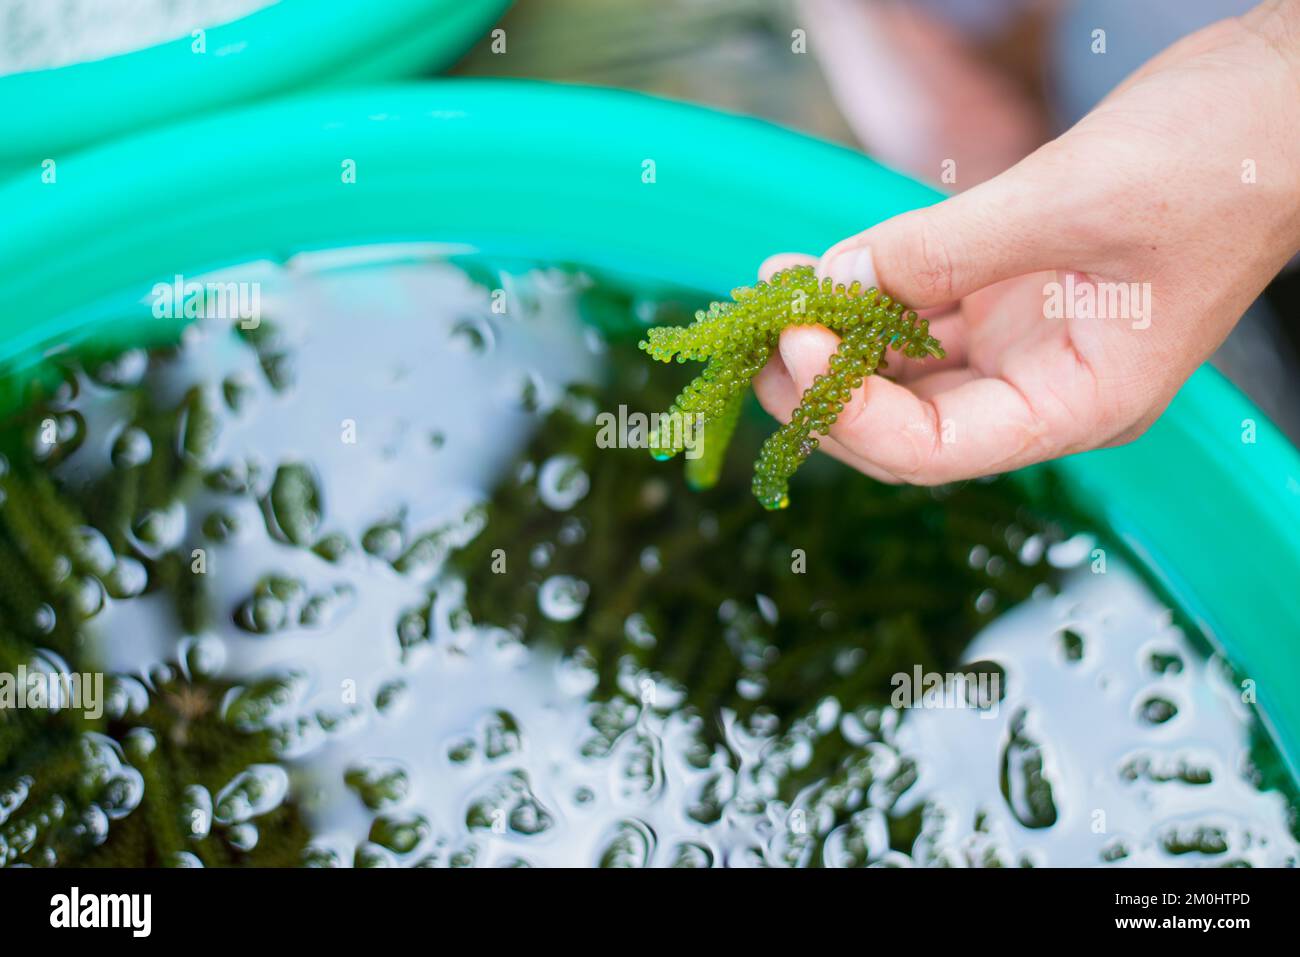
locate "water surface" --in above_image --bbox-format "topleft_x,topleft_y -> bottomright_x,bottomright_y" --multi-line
0,251 -> 1294,867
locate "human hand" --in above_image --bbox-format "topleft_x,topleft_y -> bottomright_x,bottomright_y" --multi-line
753,1 -> 1300,485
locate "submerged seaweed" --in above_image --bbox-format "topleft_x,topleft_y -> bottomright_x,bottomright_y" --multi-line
1,258 -> 1296,868
0,371 -> 307,867
639,266 -> 943,509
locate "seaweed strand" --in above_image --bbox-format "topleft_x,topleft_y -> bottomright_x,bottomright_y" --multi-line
638,266 -> 943,508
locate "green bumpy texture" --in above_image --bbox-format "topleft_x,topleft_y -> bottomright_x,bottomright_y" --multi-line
638,266 -> 945,509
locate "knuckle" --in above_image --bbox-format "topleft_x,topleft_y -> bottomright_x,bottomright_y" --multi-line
907,218 -> 959,303
889,405 -> 943,483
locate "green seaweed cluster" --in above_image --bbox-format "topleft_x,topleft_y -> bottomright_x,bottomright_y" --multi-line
639,265 -> 944,509
0,358 -> 309,867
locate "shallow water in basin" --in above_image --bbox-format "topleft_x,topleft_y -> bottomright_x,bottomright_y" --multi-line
0,251 -> 1295,867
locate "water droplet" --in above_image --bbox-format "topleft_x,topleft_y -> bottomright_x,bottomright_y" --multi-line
466,771 -> 553,836
374,680 -> 408,715
529,542 -> 554,569
370,813 -> 430,855
638,546 -> 661,573
227,822 -> 259,851
299,583 -> 355,629
96,769 -> 145,821
222,372 -> 256,413
345,760 -> 410,811
538,575 -> 588,622
130,503 -> 184,555
104,556 -> 147,598
1046,533 -> 1095,568
179,785 -> 213,839
395,606 -> 431,655
557,517 -> 585,546
214,765 -> 290,824
91,349 -> 148,388
517,372 -> 547,413
122,728 -> 157,763
31,411 -> 84,464
1148,650 -> 1184,676
67,576 -> 105,619
234,575 -> 306,635
202,509 -> 240,542
110,426 -> 152,469
1058,628 -> 1085,662
624,613 -> 656,649
999,710 -> 1058,829
33,603 -> 56,633
103,676 -> 149,720
205,456 -> 265,495
1138,695 -> 1179,726
180,634 -> 227,678
266,463 -> 323,546
598,819 -> 655,868
354,842 -> 397,867
302,843 -> 345,868
671,841 -> 714,868
537,454 -> 589,510
312,531 -> 351,563
449,317 -> 495,354
361,517 -> 405,561
70,526 -> 115,577
483,710 -> 522,760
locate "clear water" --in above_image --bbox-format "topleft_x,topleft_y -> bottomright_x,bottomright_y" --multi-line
0,249 -> 1295,867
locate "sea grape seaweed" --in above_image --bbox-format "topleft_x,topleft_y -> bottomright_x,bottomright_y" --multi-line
639,266 -> 944,509
0,361 -> 308,867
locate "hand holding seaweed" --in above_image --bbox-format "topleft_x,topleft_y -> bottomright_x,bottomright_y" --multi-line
744,1 -> 1300,488
638,265 -> 943,509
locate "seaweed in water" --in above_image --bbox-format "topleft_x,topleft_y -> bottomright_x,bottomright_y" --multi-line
0,375 -> 308,867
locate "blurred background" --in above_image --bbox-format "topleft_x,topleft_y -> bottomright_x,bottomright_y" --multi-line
452,0 -> 1300,439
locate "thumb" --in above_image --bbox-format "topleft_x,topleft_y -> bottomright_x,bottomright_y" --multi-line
818,157 -> 1070,307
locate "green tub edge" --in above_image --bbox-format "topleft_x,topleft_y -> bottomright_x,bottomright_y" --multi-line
0,0 -> 511,174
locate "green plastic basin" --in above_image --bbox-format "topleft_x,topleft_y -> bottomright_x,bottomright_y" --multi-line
0,0 -> 510,176
0,80 -> 1296,776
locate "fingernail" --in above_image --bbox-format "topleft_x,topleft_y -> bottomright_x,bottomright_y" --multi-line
819,245 -> 877,292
